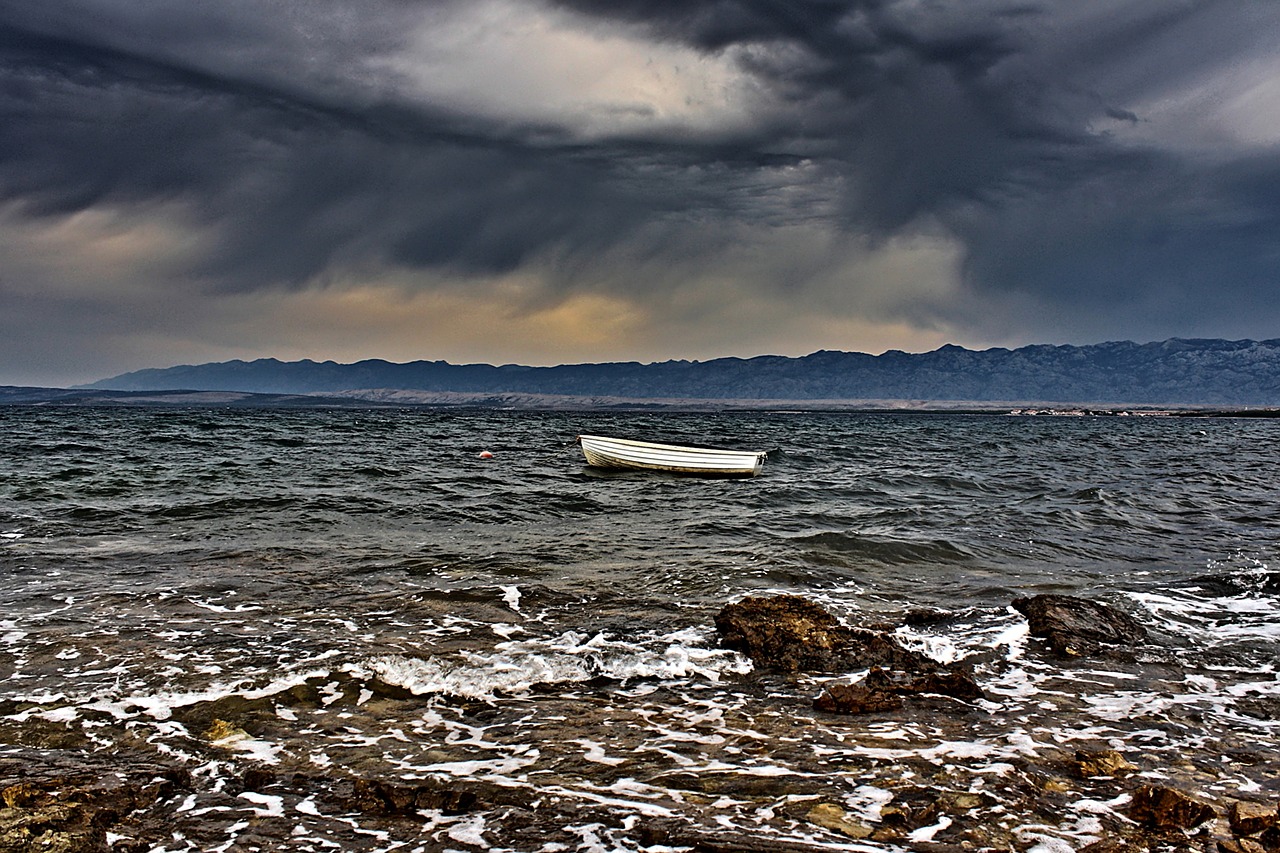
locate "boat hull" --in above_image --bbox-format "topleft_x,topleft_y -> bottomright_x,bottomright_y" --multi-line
578,434 -> 766,477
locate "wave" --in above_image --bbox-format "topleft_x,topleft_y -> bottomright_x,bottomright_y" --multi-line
358,629 -> 753,700
1187,567 -> 1280,596
792,531 -> 977,566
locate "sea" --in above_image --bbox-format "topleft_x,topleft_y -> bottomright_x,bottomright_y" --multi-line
0,407 -> 1277,852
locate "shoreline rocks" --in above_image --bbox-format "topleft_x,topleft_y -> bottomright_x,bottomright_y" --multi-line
0,589 -> 1265,853
1011,593 -> 1149,657
0,754 -> 190,853
714,595 -> 985,718
714,594 -> 935,673
713,593 -> 1279,853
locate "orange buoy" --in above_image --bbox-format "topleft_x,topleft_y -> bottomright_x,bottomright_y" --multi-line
478,450 -> 494,459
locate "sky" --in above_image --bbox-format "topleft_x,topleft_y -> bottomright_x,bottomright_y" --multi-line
3,0 -> 1279,387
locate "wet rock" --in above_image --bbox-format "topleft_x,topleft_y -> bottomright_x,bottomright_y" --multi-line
638,819 -> 863,852
0,754 -> 191,853
325,768 -> 535,814
1074,748 -> 1137,778
816,667 -> 985,715
1128,784 -> 1216,829
1217,839 -> 1268,853
1236,695 -> 1280,721
865,667 -> 985,703
650,771 -> 812,799
715,595 -> 932,673
234,768 -> 277,795
1011,594 -> 1148,657
1,783 -> 51,810
1230,800 -> 1279,837
813,684 -> 902,715
346,778 -> 479,816
204,718 -> 250,744
931,791 -> 994,815
881,786 -> 944,827
902,608 -> 955,627
913,671 -> 985,702
1189,570 -> 1280,597
806,803 -> 874,839
0,805 -> 104,853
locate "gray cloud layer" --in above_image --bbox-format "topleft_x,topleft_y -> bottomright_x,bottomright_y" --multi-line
2,0 -> 1278,385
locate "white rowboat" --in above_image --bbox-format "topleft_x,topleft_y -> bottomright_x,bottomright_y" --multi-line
577,434 -> 766,477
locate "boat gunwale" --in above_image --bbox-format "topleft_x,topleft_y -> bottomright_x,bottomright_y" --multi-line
577,434 -> 764,458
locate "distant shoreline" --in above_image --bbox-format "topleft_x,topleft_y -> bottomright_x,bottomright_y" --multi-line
3,385 -> 1278,417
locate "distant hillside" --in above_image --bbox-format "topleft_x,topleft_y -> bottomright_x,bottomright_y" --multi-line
0,386 -> 400,408
80,338 -> 1280,406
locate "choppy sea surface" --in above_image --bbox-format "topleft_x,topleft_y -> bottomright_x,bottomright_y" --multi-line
1,407 -> 1277,851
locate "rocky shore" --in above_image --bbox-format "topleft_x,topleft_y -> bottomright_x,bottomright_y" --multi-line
2,592 -> 1276,852
715,593 -> 1278,851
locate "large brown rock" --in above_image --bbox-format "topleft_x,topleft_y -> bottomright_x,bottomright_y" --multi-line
715,595 -> 931,673
1011,594 -> 1148,657
1230,800 -> 1279,837
1128,784 -> 1215,829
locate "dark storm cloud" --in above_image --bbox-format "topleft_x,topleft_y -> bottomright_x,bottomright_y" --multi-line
548,0 -> 860,53
1,0 -> 834,300
2,0 -> 1279,369
0,12 -> 657,288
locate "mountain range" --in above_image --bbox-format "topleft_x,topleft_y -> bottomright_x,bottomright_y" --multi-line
69,338 -> 1280,408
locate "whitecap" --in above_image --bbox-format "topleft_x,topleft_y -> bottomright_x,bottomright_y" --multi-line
1071,793 -> 1131,815
38,707 -> 78,723
845,785 -> 893,823
1022,834 -> 1077,853
415,753 -> 540,778
908,815 -> 952,843
572,739 -> 627,766
445,813 -> 489,847
360,628 -> 751,699
188,599 -> 263,614
499,584 -> 522,614
891,627 -> 964,664
237,792 -> 285,817
79,668 -> 333,721
296,797 -> 322,816
542,785 -> 677,818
